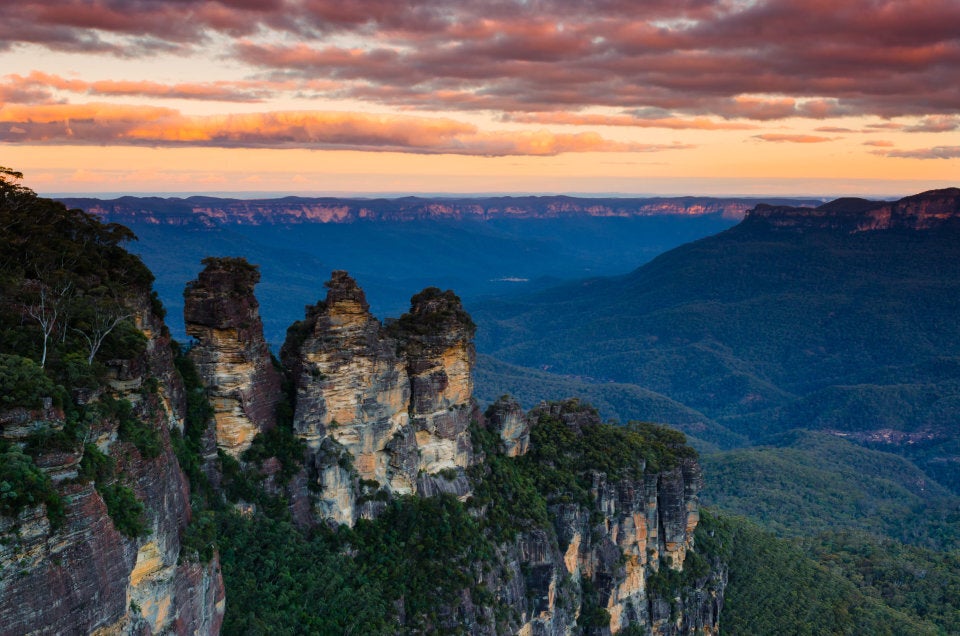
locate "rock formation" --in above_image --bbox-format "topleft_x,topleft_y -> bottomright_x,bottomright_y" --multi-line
280,272 -> 477,526
184,257 -> 282,457
486,395 -> 530,457
479,401 -> 723,635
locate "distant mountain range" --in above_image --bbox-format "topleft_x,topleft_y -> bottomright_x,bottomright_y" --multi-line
61,194 -> 822,225
67,195 -> 814,343
471,188 -> 960,489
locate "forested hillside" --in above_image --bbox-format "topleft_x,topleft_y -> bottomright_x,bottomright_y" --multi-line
473,189 -> 960,490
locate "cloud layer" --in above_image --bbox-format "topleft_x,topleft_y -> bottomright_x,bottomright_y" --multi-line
3,0 -> 959,120
0,103 -> 690,155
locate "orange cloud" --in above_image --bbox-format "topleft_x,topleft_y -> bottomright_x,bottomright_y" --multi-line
504,112 -> 756,130
1,71 -> 272,103
0,102 -> 690,156
753,134 -> 835,144
3,1 -> 960,120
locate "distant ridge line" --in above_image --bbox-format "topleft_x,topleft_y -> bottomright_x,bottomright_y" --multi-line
745,187 -> 960,232
59,194 -> 823,226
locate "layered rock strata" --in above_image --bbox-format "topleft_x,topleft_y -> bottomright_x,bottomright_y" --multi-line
281,272 -> 476,526
184,257 -> 282,457
0,291 -> 225,635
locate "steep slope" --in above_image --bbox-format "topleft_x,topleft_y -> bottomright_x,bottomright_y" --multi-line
473,188 -> 960,485
0,171 -> 224,635
183,257 -> 283,457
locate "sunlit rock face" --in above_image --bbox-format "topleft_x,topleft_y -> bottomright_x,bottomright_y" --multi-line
390,286 -> 477,478
184,257 -> 282,458
746,187 -> 960,233
281,273 -> 478,526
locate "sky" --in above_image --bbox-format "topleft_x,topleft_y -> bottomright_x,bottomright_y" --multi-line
1,0 -> 959,197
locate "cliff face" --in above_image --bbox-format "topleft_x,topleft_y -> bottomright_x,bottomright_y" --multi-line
391,287 -> 476,476
184,257 -> 282,458
479,400 -> 723,636
280,273 -> 476,526
0,291 -> 224,636
746,188 -> 960,233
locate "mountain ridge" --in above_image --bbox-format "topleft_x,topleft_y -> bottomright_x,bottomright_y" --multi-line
745,187 -> 960,232
60,194 -> 823,226
472,187 -> 960,487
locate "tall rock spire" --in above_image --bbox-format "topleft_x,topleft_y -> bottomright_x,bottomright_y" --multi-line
184,257 -> 282,457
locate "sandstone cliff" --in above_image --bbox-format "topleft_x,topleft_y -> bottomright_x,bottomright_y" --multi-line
474,399 -> 724,636
746,187 -> 960,233
187,266 -> 725,633
0,290 -> 224,636
184,257 -> 282,458
280,272 -> 476,526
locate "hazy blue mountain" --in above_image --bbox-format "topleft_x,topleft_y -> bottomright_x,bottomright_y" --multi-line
471,189 -> 960,488
63,195 -> 788,343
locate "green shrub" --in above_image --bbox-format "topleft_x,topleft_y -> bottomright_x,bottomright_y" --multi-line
0,354 -> 57,409
100,396 -> 162,459
98,481 -> 147,538
0,442 -> 65,528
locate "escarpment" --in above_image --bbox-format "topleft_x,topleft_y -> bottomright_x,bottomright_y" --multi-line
182,263 -> 725,633
184,257 -> 282,458
0,283 -> 224,636
746,187 -> 960,233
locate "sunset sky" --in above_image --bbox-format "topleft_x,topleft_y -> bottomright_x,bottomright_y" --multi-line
2,0 -> 958,197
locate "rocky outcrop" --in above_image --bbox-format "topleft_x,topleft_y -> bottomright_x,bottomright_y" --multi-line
477,400 -> 723,636
184,257 -> 282,457
746,188 -> 960,233
390,286 -> 477,475
0,290 -> 225,635
486,395 -> 530,457
281,272 -> 477,526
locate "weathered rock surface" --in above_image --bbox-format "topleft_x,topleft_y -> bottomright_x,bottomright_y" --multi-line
479,401 -> 723,636
486,395 -> 530,457
0,291 -> 225,635
281,273 -> 477,525
391,287 -> 477,477
184,257 -> 282,457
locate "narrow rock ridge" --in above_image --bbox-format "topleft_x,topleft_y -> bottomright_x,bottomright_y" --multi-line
184,257 -> 282,458
745,187 -> 960,233
281,272 -> 477,526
